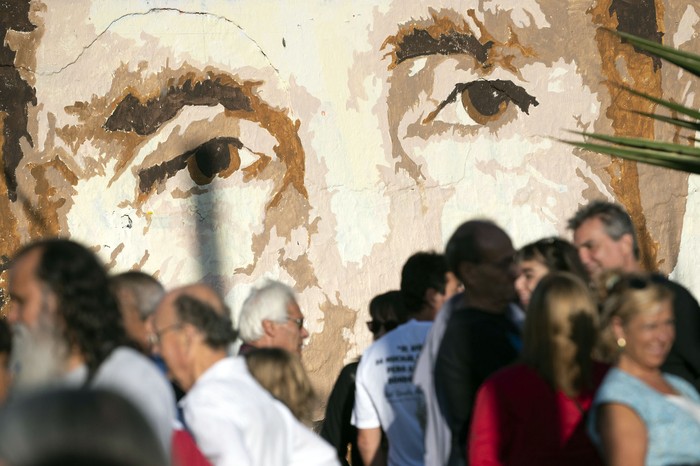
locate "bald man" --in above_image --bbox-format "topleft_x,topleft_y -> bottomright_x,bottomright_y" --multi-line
150,284 -> 338,466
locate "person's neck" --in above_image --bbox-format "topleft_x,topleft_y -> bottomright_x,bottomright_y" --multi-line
65,349 -> 85,372
413,307 -> 435,322
622,259 -> 642,274
192,349 -> 228,383
617,355 -> 669,392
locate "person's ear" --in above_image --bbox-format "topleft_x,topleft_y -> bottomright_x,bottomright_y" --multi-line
611,316 -> 625,340
458,262 -> 475,288
261,319 -> 276,337
425,288 -> 441,310
619,233 -> 634,256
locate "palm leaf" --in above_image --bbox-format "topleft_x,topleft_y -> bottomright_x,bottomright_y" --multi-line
564,140 -> 700,173
567,131 -> 700,157
566,29 -> 700,174
630,111 -> 700,132
615,30 -> 700,76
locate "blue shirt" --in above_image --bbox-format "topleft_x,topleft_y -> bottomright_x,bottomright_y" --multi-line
589,368 -> 700,466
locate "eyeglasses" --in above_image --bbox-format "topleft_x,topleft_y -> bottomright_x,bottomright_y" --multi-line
147,322 -> 182,346
287,317 -> 304,330
366,320 -> 399,334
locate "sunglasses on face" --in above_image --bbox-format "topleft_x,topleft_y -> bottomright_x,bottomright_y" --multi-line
366,320 -> 399,334
606,274 -> 665,292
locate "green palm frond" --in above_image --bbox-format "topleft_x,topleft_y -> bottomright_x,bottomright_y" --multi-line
564,30 -> 700,174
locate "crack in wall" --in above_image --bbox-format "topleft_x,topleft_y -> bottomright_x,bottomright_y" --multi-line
16,7 -> 284,83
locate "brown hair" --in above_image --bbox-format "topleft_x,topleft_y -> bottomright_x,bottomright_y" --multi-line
522,272 -> 598,397
244,348 -> 316,425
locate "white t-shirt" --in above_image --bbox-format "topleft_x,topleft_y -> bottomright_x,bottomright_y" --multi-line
352,319 -> 432,466
413,295 -> 460,466
181,356 -> 338,466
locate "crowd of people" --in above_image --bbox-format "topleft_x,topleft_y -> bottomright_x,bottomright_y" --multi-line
321,201 -> 700,466
0,200 -> 699,466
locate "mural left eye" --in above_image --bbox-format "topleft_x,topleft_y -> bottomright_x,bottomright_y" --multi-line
423,79 -> 539,125
137,137 -> 245,194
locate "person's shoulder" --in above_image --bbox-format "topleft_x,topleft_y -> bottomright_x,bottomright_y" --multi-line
664,372 -> 700,400
654,275 -> 697,299
483,363 -> 532,386
595,368 -> 645,403
100,346 -> 168,384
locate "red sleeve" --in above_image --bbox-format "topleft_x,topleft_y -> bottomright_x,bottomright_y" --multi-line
468,377 -> 510,466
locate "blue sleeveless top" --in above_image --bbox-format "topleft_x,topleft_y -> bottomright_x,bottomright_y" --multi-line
589,368 -> 700,466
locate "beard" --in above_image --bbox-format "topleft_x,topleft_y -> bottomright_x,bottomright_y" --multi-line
10,318 -> 69,393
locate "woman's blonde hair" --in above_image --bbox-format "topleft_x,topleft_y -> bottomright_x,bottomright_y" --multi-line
244,348 -> 316,425
522,272 -> 598,397
597,271 -> 673,362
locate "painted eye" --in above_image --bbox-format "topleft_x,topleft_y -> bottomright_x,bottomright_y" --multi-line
137,137 -> 244,193
424,79 -> 539,126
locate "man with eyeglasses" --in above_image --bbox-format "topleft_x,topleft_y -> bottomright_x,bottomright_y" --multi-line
237,280 -> 309,356
352,252 -> 460,466
150,283 -> 338,466
569,201 -> 700,392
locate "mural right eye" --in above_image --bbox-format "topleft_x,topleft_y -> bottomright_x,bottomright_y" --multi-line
423,79 -> 538,127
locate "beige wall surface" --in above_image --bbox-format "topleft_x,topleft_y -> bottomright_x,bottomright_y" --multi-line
1,0 -> 699,402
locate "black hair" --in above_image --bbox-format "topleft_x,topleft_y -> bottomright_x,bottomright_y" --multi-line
368,290 -> 405,324
400,251 -> 449,315
0,318 -> 11,357
445,219 -> 496,276
13,239 -> 129,378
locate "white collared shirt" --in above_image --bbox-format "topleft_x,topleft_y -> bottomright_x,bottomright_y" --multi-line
181,356 -> 339,466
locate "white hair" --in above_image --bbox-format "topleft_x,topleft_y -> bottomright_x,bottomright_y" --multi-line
238,280 -> 297,343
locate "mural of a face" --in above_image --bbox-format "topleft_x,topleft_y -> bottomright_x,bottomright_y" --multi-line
3,0 -> 700,400
9,3 -> 310,299
346,0 -> 695,261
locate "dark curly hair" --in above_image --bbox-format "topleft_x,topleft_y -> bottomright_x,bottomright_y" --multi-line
174,295 -> 237,349
13,239 -> 129,379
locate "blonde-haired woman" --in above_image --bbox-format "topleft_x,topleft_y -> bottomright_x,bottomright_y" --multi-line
589,273 -> 700,466
469,272 -> 607,466
244,348 -> 316,426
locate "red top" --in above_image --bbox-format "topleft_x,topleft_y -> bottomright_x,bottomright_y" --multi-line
469,362 -> 608,466
172,428 -> 212,466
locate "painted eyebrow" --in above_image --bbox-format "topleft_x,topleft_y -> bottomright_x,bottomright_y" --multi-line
390,27 -> 493,67
104,78 -> 253,136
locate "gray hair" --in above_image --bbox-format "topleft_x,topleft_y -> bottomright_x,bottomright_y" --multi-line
238,280 -> 297,343
567,201 -> 640,259
110,271 -> 165,319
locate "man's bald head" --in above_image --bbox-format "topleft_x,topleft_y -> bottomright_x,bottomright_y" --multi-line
446,220 -> 507,277
171,284 -> 228,316
158,284 -> 235,351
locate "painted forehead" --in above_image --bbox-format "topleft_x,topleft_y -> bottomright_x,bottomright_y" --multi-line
28,7 -> 306,197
